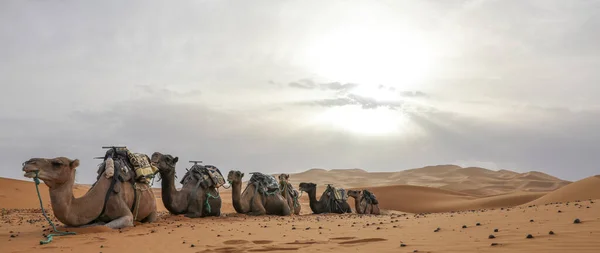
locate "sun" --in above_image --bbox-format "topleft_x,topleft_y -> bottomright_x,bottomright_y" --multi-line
303,24 -> 433,90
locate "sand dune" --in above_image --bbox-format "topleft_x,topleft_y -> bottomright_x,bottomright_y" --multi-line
281,165 -> 570,196
524,175 -> 600,206
350,185 -> 546,213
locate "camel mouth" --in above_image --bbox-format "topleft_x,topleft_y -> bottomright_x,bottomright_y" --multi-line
24,171 -> 37,178
22,166 -> 40,178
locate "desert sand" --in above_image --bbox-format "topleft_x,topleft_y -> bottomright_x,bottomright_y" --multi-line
1,166 -> 599,253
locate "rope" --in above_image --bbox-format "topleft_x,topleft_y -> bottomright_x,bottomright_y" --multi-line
204,191 -> 220,213
133,183 -> 141,222
33,171 -> 76,245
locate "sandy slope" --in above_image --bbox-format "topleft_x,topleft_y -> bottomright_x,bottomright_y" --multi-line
524,175 -> 600,206
1,200 -> 598,252
282,165 -> 571,196
355,185 -> 547,213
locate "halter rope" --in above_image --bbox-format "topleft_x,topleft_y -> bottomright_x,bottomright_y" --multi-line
33,171 -> 76,245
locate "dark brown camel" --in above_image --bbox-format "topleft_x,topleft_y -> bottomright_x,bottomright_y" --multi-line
298,182 -> 352,214
151,152 -> 221,218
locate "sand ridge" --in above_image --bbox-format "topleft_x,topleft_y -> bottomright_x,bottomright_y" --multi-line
281,165 -> 571,196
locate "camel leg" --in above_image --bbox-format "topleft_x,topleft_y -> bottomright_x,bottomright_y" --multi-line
142,210 -> 157,223
104,215 -> 134,229
280,197 -> 291,216
248,195 -> 267,216
67,222 -> 106,228
185,192 -> 205,218
104,195 -> 135,229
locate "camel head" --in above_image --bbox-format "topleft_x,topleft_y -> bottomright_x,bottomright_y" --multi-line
22,157 -> 80,188
347,190 -> 362,199
298,182 -> 316,192
278,173 -> 290,182
150,152 -> 179,175
227,170 -> 244,184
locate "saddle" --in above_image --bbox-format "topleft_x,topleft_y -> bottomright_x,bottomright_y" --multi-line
249,172 -> 280,195
279,181 -> 299,199
96,147 -> 157,185
362,189 -> 378,205
180,164 -> 226,189
326,185 -> 348,202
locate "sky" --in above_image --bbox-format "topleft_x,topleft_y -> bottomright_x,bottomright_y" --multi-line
1,0 -> 599,184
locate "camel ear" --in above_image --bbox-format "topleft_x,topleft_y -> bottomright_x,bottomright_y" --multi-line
173,157 -> 179,163
70,159 -> 80,169
241,173 -> 245,178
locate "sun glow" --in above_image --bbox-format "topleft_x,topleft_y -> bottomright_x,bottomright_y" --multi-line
312,106 -> 408,136
304,24 -> 433,90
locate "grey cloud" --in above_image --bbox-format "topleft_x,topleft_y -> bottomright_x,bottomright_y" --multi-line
288,79 -> 316,89
287,79 -> 358,92
319,82 -> 359,91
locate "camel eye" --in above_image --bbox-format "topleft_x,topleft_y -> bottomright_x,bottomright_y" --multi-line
51,161 -> 63,166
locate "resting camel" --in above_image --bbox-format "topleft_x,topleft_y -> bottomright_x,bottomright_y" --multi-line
22,157 -> 157,229
151,152 -> 221,218
298,182 -> 352,214
347,190 -> 380,215
278,174 -> 301,215
227,170 -> 291,216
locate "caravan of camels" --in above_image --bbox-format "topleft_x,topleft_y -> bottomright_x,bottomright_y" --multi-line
20,147 -> 380,230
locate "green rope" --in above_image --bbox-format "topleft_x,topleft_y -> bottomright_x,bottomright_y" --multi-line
33,171 -> 76,245
204,191 -> 220,213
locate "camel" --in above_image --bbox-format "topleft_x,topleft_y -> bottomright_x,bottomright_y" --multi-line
298,182 -> 352,214
22,157 -> 157,229
278,174 -> 301,215
227,170 -> 291,216
151,152 -> 222,218
347,190 -> 381,215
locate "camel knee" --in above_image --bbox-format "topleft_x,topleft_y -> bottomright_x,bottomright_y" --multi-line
105,215 -> 133,229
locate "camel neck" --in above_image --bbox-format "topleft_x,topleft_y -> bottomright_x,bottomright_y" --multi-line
230,180 -> 247,213
158,170 -> 186,214
306,188 -> 320,213
353,195 -> 364,214
48,171 -> 111,227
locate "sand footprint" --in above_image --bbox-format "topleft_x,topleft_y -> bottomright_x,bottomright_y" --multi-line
329,236 -> 357,240
223,240 -> 250,245
338,238 -> 388,245
252,240 -> 274,245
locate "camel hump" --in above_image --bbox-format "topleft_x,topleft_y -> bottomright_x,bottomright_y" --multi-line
327,185 -> 348,201
362,189 -> 378,204
249,172 -> 280,194
98,147 -> 157,184
204,165 -> 226,188
181,164 -> 226,189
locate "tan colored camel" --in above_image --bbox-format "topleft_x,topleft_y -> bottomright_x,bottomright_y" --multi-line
278,174 -> 301,215
22,157 -> 157,229
348,190 -> 380,215
227,170 -> 291,216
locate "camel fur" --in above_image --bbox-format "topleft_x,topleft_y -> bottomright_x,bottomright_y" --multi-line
22,157 -> 157,229
151,152 -> 221,218
298,182 -> 352,214
347,190 -> 380,215
278,174 -> 301,215
227,170 -> 291,216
